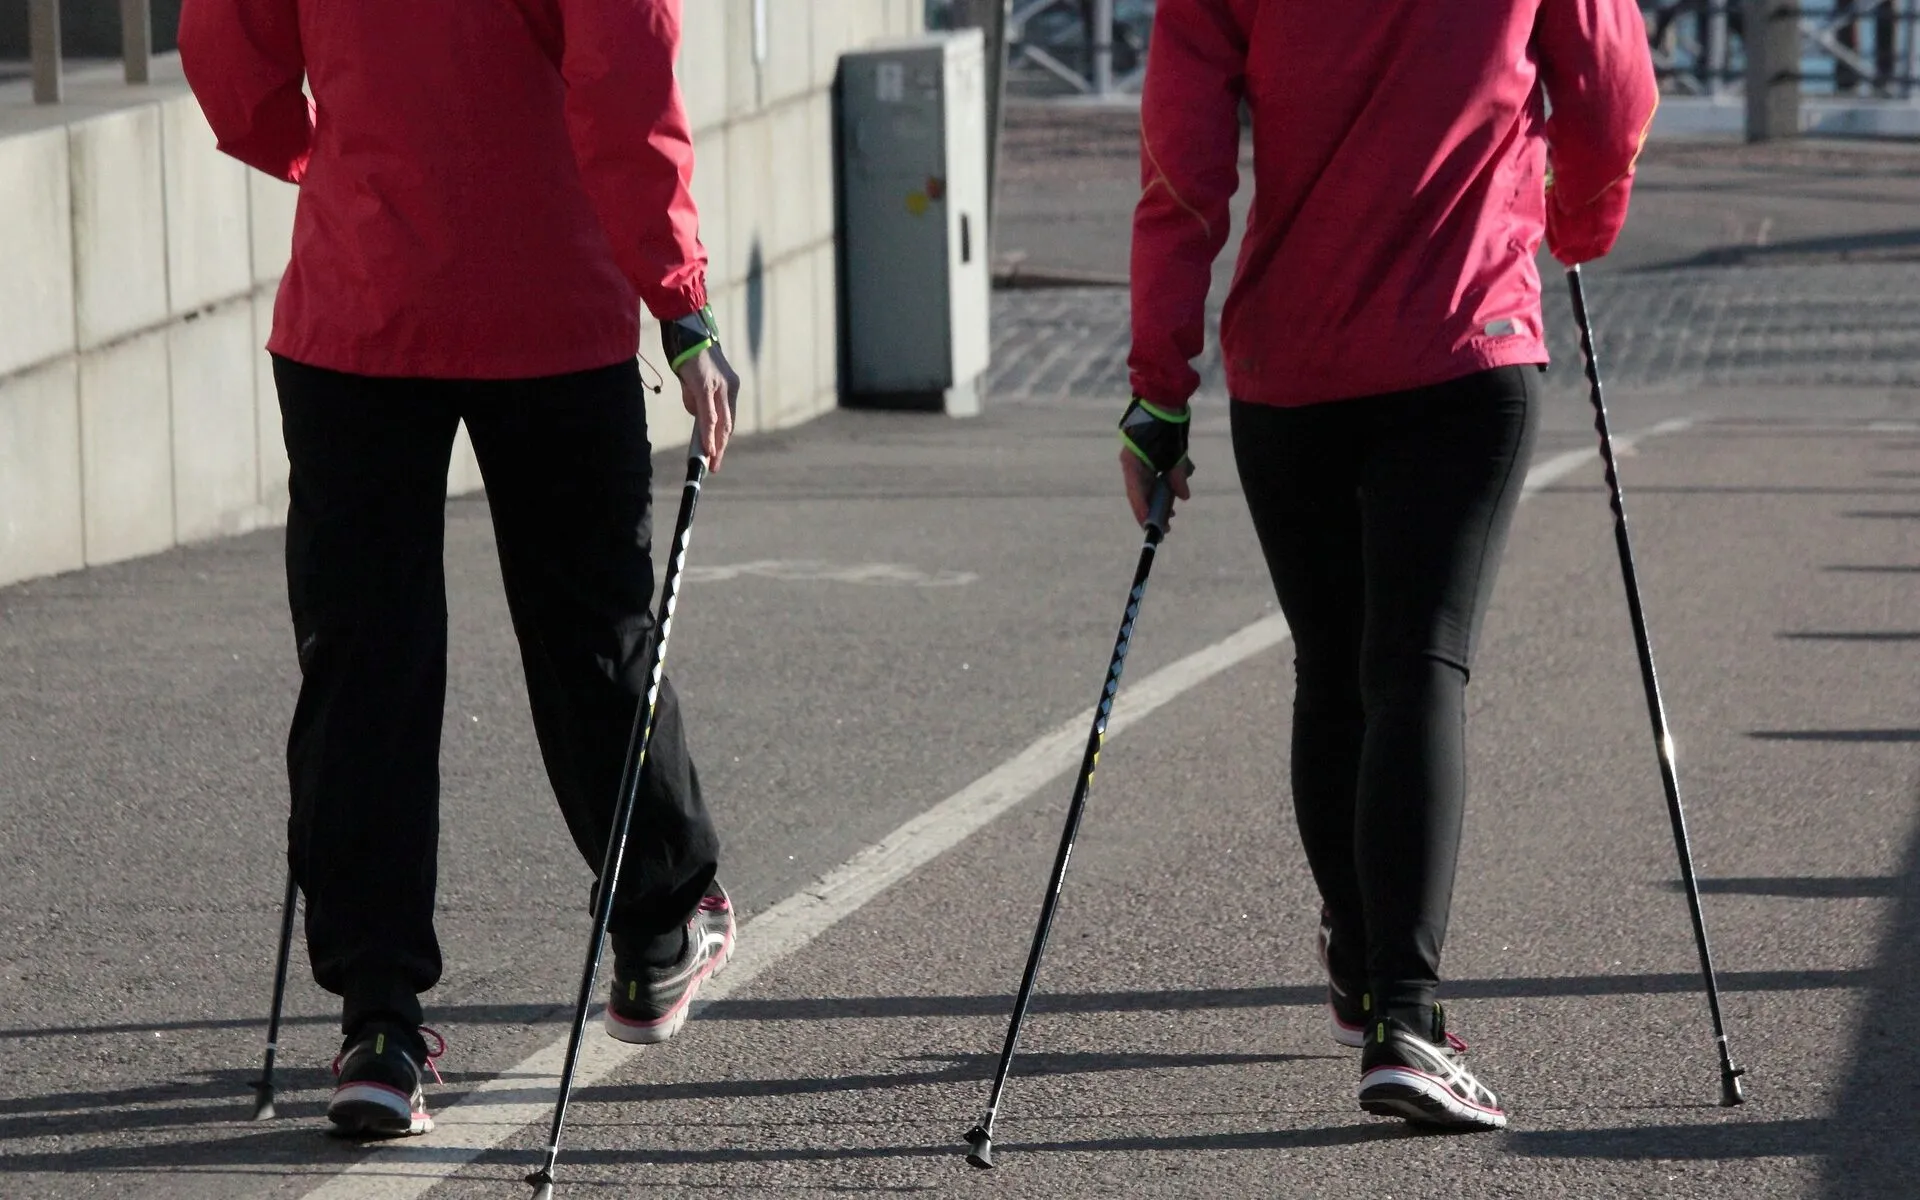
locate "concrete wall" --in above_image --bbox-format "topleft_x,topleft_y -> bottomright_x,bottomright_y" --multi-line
0,0 -> 924,588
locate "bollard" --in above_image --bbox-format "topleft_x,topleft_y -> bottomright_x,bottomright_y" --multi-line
121,0 -> 152,84
30,0 -> 62,104
1745,0 -> 1802,141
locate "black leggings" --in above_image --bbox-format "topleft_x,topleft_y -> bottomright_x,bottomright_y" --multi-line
1232,366 -> 1538,1020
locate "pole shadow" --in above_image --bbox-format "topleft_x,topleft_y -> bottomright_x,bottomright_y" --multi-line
1666,876 -> 1897,899
1749,730 -> 1920,744
1512,783 -> 1920,1197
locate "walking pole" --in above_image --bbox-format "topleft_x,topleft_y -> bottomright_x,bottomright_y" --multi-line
251,872 -> 300,1120
527,447 -> 712,1199
965,477 -> 1180,1168
1568,265 -> 1747,1107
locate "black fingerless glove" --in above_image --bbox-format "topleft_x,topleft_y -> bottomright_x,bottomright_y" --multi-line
662,304 -> 721,371
1118,396 -> 1191,475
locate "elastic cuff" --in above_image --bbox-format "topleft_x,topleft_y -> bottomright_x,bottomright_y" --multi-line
668,337 -> 714,371
1370,985 -> 1438,1026
1133,397 -> 1190,423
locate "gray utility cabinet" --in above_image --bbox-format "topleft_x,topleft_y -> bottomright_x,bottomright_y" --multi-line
837,30 -> 990,416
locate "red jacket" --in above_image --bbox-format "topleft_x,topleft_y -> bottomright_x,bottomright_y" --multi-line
179,0 -> 707,380
1129,0 -> 1657,409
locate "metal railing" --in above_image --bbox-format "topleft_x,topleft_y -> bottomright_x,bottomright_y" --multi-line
930,0 -> 1920,107
1649,0 -> 1920,97
931,0 -> 1152,96
25,0 -> 154,105
1009,0 -> 1137,96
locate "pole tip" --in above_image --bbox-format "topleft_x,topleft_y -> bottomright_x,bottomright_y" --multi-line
1720,1064 -> 1748,1107
529,1185 -> 555,1200
963,1126 -> 994,1169
250,1083 -> 277,1122
526,1167 -> 555,1199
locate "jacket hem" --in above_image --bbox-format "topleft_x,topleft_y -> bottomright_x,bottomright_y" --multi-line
264,333 -> 643,382
1224,341 -> 1550,408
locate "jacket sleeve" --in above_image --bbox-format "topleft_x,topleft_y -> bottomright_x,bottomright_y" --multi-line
559,0 -> 709,320
1535,0 -> 1659,264
1127,0 -> 1247,409
177,0 -> 314,184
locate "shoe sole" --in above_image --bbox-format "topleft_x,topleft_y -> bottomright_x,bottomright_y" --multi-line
1359,1067 -> 1507,1131
328,1083 -> 432,1138
604,927 -> 736,1046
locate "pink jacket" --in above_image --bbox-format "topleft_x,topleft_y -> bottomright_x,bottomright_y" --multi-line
179,0 -> 707,379
1129,0 -> 1658,408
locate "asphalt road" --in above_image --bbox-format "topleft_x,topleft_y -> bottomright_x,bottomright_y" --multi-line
3,389 -> 1917,1197
2,108 -> 1919,1199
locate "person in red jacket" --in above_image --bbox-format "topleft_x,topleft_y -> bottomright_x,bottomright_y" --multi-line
1118,0 -> 1656,1130
179,0 -> 740,1138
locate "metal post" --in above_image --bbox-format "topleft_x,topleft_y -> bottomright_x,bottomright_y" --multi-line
1906,0 -> 1920,97
951,0 -> 1013,236
30,0 -> 62,105
1092,0 -> 1114,96
1745,0 -> 1802,140
121,0 -> 152,85
1708,0 -> 1731,95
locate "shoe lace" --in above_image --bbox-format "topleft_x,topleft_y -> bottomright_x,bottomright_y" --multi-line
696,892 -> 729,914
330,1024 -> 447,1084
1445,1031 -> 1469,1054
419,1025 -> 446,1084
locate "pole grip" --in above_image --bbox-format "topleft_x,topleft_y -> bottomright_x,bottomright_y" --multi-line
1143,459 -> 1192,537
1145,480 -> 1174,535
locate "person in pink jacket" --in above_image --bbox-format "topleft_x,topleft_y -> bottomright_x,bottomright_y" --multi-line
180,0 -> 740,1138
1117,0 -> 1657,1129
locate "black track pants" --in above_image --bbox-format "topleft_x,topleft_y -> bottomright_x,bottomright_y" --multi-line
1231,366 -> 1538,1020
274,356 -> 720,1034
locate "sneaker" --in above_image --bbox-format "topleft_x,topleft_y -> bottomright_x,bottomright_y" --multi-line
328,1022 -> 443,1138
604,881 -> 736,1044
1315,906 -> 1368,1049
1358,1005 -> 1505,1131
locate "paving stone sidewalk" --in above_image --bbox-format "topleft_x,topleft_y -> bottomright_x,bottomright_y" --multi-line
987,263 -> 1920,402
988,103 -> 1920,405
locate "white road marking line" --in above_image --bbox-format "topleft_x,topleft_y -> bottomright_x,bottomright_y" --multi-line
299,419 -> 1690,1198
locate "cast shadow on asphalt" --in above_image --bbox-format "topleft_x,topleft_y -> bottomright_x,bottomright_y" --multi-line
568,1050 -> 1324,1106
1641,226 -> 1920,272
1675,876 -> 1897,899
1509,783 -> 1920,1200
513,1122 -> 1411,1171
0,936 -> 1907,1181
0,1002 -> 565,1042
8,796 -> 1919,1184
0,970 -> 1874,1170
1543,485 -> 1920,497
0,1064 -> 560,1175
1750,730 -> 1920,743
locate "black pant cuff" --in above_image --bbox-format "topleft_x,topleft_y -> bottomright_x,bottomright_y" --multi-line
343,976 -> 425,1036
